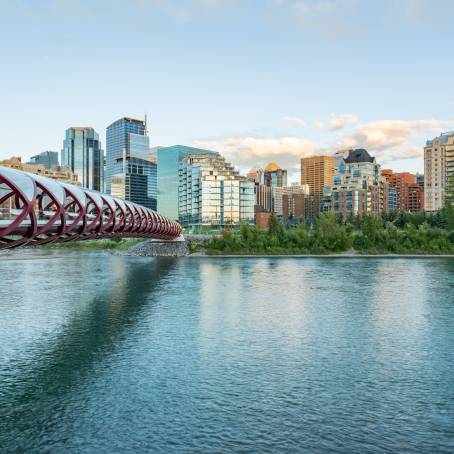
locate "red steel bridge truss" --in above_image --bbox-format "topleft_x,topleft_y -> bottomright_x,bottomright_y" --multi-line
0,166 -> 182,249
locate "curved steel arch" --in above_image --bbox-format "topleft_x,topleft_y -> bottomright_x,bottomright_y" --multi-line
0,166 -> 182,249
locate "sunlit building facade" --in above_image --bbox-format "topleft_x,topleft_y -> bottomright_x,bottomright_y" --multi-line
0,156 -> 79,184
178,152 -> 254,227
301,155 -> 335,195
158,145 -> 219,220
274,184 -> 310,217
264,163 -> 287,189
381,169 -> 418,211
424,131 -> 454,211
331,149 -> 385,216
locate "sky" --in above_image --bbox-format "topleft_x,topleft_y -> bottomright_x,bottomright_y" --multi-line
1,0 -> 453,182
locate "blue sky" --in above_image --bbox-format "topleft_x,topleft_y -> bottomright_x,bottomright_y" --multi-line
1,0 -> 453,181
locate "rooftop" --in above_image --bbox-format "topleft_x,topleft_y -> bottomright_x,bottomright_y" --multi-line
426,131 -> 454,146
344,149 -> 375,164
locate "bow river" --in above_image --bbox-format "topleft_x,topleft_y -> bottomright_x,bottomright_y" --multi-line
1,250 -> 453,453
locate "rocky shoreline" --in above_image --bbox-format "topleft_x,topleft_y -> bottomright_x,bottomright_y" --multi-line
124,239 -> 189,257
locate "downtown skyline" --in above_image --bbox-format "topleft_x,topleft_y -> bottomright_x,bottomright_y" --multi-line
1,0 -> 454,180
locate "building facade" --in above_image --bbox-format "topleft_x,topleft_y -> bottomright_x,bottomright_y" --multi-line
178,153 -> 254,227
247,166 -> 272,213
158,145 -> 219,220
0,156 -> 79,184
264,163 -> 288,213
388,187 -> 397,210
381,170 -> 419,211
106,117 -> 156,210
300,155 -> 335,194
274,184 -> 310,218
264,163 -> 287,189
407,184 -> 424,212
110,159 -> 157,210
28,151 -> 59,169
158,145 -> 254,227
424,131 -> 454,211
61,127 -> 103,191
331,149 -> 385,216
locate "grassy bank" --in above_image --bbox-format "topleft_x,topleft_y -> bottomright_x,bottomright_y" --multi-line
44,238 -> 146,251
200,209 -> 454,256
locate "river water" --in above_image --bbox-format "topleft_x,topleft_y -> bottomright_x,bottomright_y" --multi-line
1,250 -> 454,453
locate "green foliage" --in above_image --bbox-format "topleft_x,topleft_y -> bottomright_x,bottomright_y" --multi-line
45,238 -> 145,250
313,212 -> 352,252
204,209 -> 454,255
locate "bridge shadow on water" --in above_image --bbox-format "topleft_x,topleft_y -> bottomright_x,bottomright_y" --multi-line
0,255 -> 178,452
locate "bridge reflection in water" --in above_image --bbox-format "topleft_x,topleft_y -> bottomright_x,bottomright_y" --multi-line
0,166 -> 182,249
0,252 -> 178,452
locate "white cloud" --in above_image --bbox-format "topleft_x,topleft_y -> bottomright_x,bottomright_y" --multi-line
192,136 -> 320,171
338,119 -> 454,163
329,113 -> 359,130
315,121 -> 325,129
191,118 -> 454,179
284,116 -> 307,127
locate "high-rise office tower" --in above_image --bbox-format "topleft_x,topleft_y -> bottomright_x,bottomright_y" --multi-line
106,117 -> 156,210
247,165 -> 272,213
300,156 -> 335,194
28,151 -> 59,169
424,131 -> 454,211
264,163 -> 287,189
61,127 -> 103,191
263,163 -> 288,213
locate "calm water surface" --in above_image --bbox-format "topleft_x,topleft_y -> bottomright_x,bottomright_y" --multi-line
1,250 -> 454,453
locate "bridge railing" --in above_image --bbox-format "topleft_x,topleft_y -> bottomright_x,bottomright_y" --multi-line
0,166 -> 182,249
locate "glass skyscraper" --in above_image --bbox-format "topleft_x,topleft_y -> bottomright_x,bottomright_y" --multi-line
61,127 -> 103,191
158,145 -> 254,227
157,145 -> 218,220
28,151 -> 59,169
106,117 -> 156,210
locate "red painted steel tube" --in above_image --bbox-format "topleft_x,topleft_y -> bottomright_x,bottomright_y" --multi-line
0,166 -> 182,249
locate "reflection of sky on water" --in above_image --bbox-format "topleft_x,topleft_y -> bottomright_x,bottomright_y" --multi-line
1,254 -> 454,453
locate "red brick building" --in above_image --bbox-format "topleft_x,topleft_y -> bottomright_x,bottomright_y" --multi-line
381,170 -> 422,212
255,212 -> 272,230
407,184 -> 424,212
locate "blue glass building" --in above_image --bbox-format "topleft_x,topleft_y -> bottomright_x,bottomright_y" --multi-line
157,145 -> 218,220
158,145 -> 254,226
388,187 -> 398,210
106,117 -> 156,209
28,151 -> 59,169
61,127 -> 103,191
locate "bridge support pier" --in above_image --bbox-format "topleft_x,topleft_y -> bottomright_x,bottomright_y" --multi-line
125,239 -> 189,257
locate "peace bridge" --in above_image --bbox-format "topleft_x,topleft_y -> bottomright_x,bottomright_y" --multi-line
0,166 -> 182,249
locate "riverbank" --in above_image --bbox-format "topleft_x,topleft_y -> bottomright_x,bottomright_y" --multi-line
41,238 -> 145,251
188,252 -> 454,258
